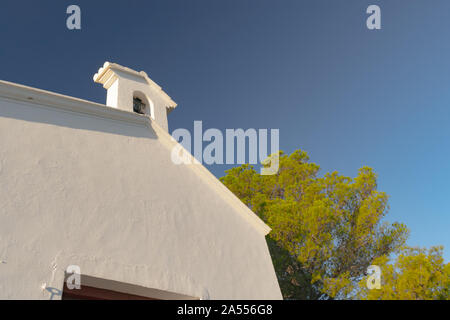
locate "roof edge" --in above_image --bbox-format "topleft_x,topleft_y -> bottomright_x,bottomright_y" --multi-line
0,80 -> 149,126
152,124 -> 272,236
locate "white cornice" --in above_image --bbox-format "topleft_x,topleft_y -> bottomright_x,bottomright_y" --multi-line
0,80 -> 150,127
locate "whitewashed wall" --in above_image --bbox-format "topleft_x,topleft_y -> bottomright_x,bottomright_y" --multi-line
0,88 -> 282,300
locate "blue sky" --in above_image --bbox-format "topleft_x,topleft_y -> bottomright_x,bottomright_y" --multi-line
1,0 -> 449,261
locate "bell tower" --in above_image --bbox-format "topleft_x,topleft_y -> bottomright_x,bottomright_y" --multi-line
93,62 -> 177,131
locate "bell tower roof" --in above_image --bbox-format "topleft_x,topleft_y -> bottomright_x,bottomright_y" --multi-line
93,62 -> 177,110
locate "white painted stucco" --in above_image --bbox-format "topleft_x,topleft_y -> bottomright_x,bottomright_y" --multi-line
0,69 -> 282,300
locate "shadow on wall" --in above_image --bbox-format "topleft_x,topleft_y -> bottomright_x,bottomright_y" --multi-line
0,98 -> 158,140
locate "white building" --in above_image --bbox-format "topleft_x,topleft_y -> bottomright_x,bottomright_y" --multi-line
0,62 -> 282,300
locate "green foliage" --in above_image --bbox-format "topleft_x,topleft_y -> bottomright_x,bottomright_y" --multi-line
221,150 -> 412,299
358,246 -> 450,300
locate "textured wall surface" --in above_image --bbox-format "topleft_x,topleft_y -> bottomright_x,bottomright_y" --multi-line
0,96 -> 282,300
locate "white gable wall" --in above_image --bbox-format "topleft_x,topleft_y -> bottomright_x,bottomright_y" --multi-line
0,86 -> 282,299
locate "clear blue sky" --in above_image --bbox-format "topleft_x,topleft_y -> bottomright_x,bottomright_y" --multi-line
1,1 -> 449,260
